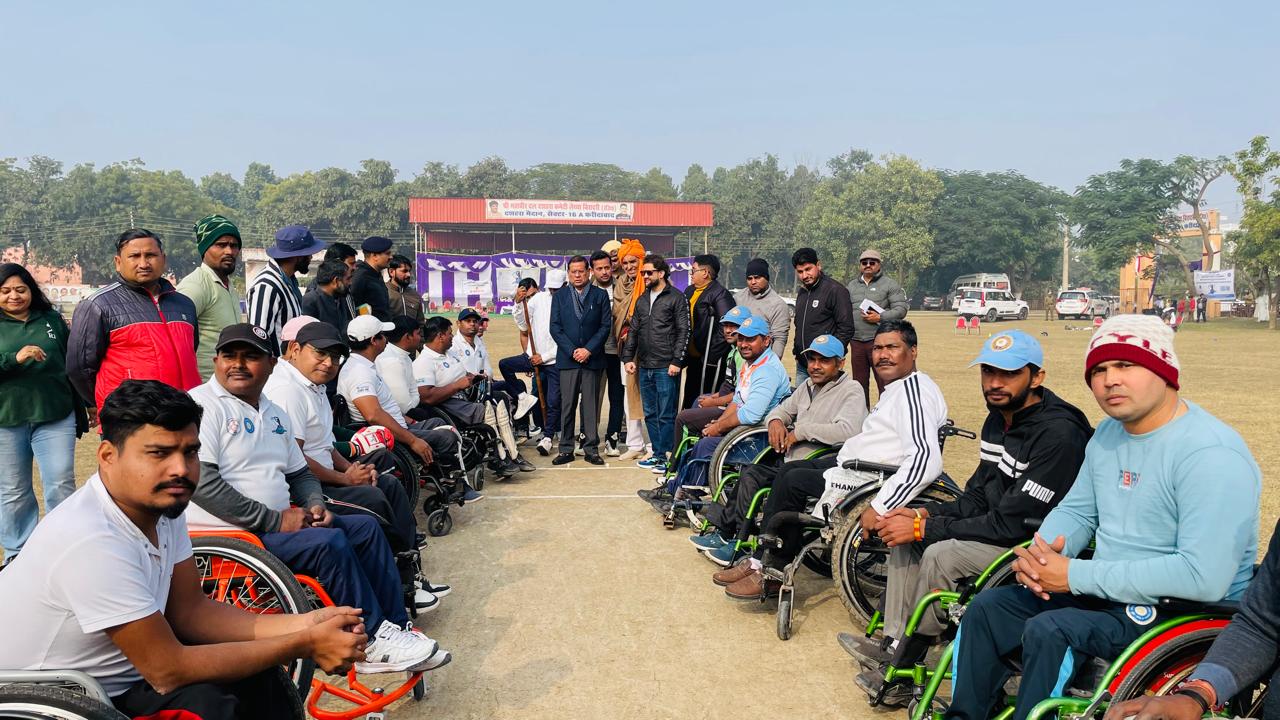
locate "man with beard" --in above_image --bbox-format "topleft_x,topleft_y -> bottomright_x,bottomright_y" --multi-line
733,258 -> 791,359
385,255 -> 424,325
591,249 -> 625,455
612,239 -> 649,460
302,260 -> 356,334
186,324 -> 450,675
178,215 -> 243,380
0,380 -> 363,719
681,254 -> 736,409
248,225 -> 325,348
844,330 -> 1093,706
791,247 -> 855,385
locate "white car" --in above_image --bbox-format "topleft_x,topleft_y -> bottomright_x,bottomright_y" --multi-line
1055,289 -> 1109,320
957,287 -> 1029,322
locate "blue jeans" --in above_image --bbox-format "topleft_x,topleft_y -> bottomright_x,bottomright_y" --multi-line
639,367 -> 679,459
0,413 -> 77,557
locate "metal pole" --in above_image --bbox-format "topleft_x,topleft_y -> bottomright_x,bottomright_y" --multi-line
703,229 -> 709,254
1061,224 -> 1070,291
511,224 -> 516,253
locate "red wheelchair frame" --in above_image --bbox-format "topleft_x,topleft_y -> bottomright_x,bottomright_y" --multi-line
191,529 -> 429,720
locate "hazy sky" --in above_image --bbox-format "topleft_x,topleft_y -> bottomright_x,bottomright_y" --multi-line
3,1 -> 1275,216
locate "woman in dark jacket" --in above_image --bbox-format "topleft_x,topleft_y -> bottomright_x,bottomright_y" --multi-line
0,264 -> 84,562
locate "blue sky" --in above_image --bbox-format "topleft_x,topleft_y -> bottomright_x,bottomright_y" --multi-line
2,1 -> 1275,215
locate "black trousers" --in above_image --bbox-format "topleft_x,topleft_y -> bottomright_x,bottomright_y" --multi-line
681,353 -> 728,410
704,461 -> 779,538
752,455 -> 839,565
602,353 -> 625,439
947,587 -> 1147,720
112,667 -> 302,720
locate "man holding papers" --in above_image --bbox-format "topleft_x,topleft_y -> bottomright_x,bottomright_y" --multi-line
846,249 -> 909,406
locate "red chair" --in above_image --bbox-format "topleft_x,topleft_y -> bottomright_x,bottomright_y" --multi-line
1093,316 -> 1105,329
954,316 -> 966,335
967,316 -> 981,335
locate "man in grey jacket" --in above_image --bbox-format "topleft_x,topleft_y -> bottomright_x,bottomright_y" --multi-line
695,334 -> 867,566
847,249 -> 909,406
734,258 -> 792,359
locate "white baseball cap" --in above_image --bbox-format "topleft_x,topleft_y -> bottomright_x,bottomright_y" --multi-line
545,268 -> 567,289
347,314 -> 395,342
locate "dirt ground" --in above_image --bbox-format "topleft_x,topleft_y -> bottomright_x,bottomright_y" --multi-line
56,312 -> 1279,719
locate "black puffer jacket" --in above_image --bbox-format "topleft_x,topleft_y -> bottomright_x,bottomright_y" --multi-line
793,272 -> 855,365
621,285 -> 691,369
349,261 -> 391,321
685,280 -> 736,363
922,387 -> 1093,546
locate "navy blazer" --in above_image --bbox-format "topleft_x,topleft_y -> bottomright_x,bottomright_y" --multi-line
549,284 -> 612,370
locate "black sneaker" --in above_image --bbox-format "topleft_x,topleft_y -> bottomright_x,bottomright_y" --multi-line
415,533 -> 428,550
552,453 -> 574,465
515,455 -> 536,472
584,454 -> 605,466
855,669 -> 912,708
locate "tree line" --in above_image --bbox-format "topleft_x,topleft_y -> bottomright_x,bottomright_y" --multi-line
1,143 -> 1277,317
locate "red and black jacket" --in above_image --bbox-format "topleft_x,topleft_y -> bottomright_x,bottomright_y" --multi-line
67,277 -> 202,408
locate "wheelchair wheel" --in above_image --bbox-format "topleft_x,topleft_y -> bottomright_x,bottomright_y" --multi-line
800,545 -> 833,579
191,536 -> 316,696
427,508 -> 453,537
0,683 -> 128,719
777,596 -> 793,641
707,426 -> 777,501
831,482 -> 962,625
390,444 -> 421,510
1110,626 -> 1221,703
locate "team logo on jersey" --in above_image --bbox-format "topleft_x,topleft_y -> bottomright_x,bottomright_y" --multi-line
271,416 -> 287,435
45,322 -> 57,340
443,362 -> 450,368
464,349 -> 471,356
1118,470 -> 1140,490
1126,604 -> 1156,625
225,418 -> 241,435
244,418 -> 256,434
811,300 -> 819,308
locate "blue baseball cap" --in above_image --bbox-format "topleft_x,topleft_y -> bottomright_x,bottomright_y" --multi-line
802,334 -> 846,359
969,330 -> 1044,371
721,306 -> 752,326
735,314 -> 769,338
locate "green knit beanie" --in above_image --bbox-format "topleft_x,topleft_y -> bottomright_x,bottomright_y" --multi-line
194,214 -> 242,257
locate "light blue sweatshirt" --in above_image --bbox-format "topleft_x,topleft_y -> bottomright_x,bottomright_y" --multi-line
1042,401 -> 1259,605
733,349 -> 791,426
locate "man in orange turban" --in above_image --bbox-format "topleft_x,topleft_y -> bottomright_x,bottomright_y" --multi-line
612,239 -> 649,460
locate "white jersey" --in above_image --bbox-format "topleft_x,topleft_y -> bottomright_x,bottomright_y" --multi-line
513,290 -> 556,365
374,342 -> 419,417
338,352 -> 407,427
820,371 -> 948,513
452,333 -> 492,375
413,345 -> 468,392
263,360 -> 337,470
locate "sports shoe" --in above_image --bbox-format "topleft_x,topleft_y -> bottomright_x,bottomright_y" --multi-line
357,621 -> 442,674
574,433 -> 586,456
689,532 -> 728,551
838,632 -> 892,670
416,576 -> 452,599
414,587 -> 439,612
855,669 -> 911,707
704,541 -> 740,567
552,453 -> 574,465
649,461 -> 668,475
584,453 -> 605,466
489,459 -> 518,478
536,436 -> 553,456
605,434 -> 620,457
513,393 -> 538,420
515,455 -> 536,472
415,533 -> 428,550
461,485 -> 484,504
636,456 -> 662,469
618,448 -> 646,461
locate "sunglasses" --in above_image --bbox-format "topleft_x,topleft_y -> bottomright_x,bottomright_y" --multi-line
641,270 -> 657,276
860,259 -> 880,266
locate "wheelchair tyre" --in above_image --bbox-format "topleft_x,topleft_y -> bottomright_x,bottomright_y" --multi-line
0,684 -> 127,720
801,544 -> 833,579
1110,626 -> 1222,702
831,482 -> 962,625
707,426 -> 778,502
191,536 -> 316,696
391,444 -> 422,510
412,676 -> 427,701
427,508 -> 453,537
777,597 -> 793,641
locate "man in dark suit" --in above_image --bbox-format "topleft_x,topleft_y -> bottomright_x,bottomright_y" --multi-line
549,254 -> 612,465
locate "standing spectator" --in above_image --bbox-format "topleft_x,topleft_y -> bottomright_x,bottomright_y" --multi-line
846,248 -> 910,405
1177,295 -> 1189,324
613,239 -> 650,461
682,254 -> 736,409
351,236 -> 394,321
501,274 -> 563,456
1197,292 -> 1208,322
549,255 -> 612,465
301,259 -> 355,332
386,255 -> 424,325
177,214 -> 243,380
622,254 -> 691,475
0,264 -> 84,561
601,239 -> 622,266
324,242 -> 360,319
734,258 -> 791,359
248,225 -> 324,347
591,249 -> 625,455
791,247 -> 855,384
68,229 -> 200,409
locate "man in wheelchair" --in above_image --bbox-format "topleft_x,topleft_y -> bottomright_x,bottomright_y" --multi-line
0,380 -> 364,720
670,305 -> 751,444
186,324 -> 451,676
846,330 -> 1094,705
413,315 -> 532,476
716,319 -> 948,600
264,319 -> 450,613
337,315 -> 480,503
658,313 -> 790,499
696,333 -> 867,566
948,315 -> 1261,720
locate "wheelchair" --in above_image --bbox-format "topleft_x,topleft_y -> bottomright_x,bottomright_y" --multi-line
0,671 -> 125,720
662,424 -> 780,529
191,531 -> 433,720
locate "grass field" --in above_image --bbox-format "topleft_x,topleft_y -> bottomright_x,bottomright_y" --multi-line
43,311 -> 1280,718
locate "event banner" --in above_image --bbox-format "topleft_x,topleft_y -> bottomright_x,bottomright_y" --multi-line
1194,269 -> 1235,300
483,198 -> 635,223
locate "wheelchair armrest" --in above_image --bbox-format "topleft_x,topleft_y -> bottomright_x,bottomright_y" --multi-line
841,458 -> 900,475
1158,597 -> 1241,617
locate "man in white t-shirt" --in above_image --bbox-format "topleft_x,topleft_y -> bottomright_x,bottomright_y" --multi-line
187,324 -> 451,675
498,274 -> 564,455
455,307 -> 538,422
0,379 -> 362,719
414,316 -> 531,476
374,315 -> 423,417
337,316 -> 480,502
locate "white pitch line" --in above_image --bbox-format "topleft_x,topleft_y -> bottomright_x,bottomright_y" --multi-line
484,494 -> 639,500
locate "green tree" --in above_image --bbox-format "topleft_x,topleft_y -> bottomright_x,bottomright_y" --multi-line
679,164 -> 712,201
199,172 -> 241,211
635,167 -> 677,201
407,161 -> 463,197
1228,136 -> 1280,328
461,156 -> 527,198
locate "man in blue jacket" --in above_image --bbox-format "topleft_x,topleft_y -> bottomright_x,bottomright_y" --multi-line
946,315 -> 1261,720
549,255 -> 612,465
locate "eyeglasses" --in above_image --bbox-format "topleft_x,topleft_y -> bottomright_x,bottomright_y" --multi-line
860,259 -> 880,266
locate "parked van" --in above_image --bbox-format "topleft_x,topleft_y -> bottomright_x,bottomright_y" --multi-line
948,273 -> 1012,309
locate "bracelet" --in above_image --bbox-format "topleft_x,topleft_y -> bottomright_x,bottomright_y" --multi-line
913,508 -> 922,519
912,517 -> 923,542
1172,688 -> 1210,716
1175,679 -> 1219,712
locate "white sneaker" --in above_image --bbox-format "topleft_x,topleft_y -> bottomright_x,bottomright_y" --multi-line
513,393 -> 538,420
357,621 -> 441,674
537,436 -> 553,456
414,587 -> 439,612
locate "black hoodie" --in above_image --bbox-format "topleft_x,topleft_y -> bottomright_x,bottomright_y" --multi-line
922,387 -> 1093,547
